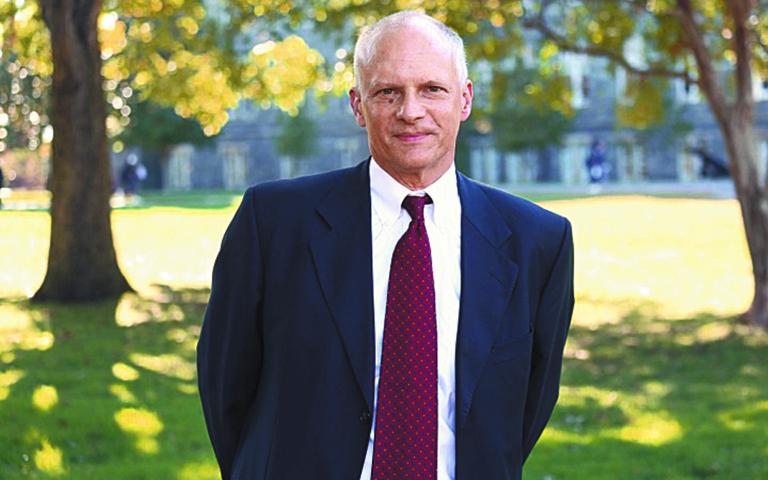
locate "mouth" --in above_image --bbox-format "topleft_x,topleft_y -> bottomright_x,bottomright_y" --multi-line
395,132 -> 431,143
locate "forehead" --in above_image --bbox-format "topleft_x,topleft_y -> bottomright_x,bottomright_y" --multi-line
362,23 -> 457,85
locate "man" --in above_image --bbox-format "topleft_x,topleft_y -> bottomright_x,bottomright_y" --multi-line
197,11 -> 573,480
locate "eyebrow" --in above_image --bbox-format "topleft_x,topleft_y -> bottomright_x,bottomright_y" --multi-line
367,79 -> 452,92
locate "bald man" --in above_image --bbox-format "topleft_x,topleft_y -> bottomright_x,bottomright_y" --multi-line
197,11 -> 574,480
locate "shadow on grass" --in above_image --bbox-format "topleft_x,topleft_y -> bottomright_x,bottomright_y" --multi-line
0,286 -> 218,479
526,305 -> 768,480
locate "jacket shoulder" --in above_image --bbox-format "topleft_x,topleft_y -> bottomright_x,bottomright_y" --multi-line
469,178 -> 570,251
247,164 -> 362,203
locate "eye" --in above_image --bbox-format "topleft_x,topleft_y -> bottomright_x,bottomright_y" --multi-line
426,85 -> 445,93
380,88 -> 395,95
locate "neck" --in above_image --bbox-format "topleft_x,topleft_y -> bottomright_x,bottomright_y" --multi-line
374,160 -> 453,191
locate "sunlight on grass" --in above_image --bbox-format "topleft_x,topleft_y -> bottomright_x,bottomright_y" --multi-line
618,411 -> 683,446
114,407 -> 164,454
177,382 -> 198,395
112,362 -> 140,381
0,212 -> 49,298
695,321 -> 732,343
33,438 -> 65,476
115,293 -> 187,327
177,460 -> 221,480
0,303 -> 54,352
2,197 -> 752,321
32,385 -> 58,412
0,369 -> 25,401
0,207 -> 230,297
113,208 -> 231,292
538,427 -> 591,445
130,353 -> 196,381
544,196 -> 752,323
109,383 -> 138,404
556,381 -> 682,446
559,385 -> 620,409
719,400 -> 768,432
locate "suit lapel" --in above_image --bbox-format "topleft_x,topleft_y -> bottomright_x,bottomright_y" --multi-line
456,173 -> 518,430
308,161 -> 375,412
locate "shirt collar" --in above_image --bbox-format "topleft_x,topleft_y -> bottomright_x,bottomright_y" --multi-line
369,157 -> 460,230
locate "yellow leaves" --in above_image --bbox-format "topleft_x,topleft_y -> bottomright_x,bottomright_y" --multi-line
170,56 -> 238,135
99,12 -> 127,59
645,0 -> 677,14
149,52 -> 169,75
251,40 -> 276,56
243,34 -> 324,115
616,75 -> 667,129
128,21 -> 153,43
490,12 -> 505,28
133,71 -> 152,88
12,2 -> 36,24
540,42 -> 559,62
175,16 -> 199,36
1,2 -> 52,76
587,20 -> 604,44
523,74 -> 574,117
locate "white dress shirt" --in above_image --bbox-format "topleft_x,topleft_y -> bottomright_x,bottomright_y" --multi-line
359,158 -> 462,480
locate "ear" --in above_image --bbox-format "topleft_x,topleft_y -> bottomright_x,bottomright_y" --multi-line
349,88 -> 367,128
460,79 -> 473,122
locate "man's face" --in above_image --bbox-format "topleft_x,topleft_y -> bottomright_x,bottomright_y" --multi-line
349,22 -> 473,187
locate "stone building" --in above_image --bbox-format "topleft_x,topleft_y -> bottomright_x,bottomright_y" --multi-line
141,53 -> 768,191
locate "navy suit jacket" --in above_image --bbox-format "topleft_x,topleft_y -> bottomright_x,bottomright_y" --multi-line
197,160 -> 574,480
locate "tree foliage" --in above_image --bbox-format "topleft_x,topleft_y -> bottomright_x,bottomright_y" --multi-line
487,65 -> 573,152
117,100 -> 212,153
275,110 -> 318,160
0,0 -> 332,157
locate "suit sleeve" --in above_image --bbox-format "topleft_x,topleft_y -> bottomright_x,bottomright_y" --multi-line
522,218 -> 574,462
197,188 -> 264,479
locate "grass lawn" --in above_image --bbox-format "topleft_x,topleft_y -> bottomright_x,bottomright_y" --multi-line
1,193 -> 766,479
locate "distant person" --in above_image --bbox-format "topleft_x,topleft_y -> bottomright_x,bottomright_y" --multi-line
585,138 -> 607,193
120,154 -> 147,199
689,143 -> 730,178
585,138 -> 606,183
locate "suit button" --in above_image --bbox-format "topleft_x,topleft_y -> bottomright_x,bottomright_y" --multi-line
359,411 -> 372,424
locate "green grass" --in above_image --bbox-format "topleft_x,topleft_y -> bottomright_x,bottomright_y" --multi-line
0,189 -> 243,212
1,193 -> 766,479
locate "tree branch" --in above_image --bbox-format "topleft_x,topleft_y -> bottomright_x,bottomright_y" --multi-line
755,29 -> 768,57
675,0 -> 731,127
726,0 -> 754,118
522,13 -> 695,83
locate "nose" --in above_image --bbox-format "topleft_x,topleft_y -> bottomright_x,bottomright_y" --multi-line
396,91 -> 426,123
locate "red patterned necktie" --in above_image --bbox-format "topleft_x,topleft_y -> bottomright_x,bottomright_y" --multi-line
372,194 -> 437,480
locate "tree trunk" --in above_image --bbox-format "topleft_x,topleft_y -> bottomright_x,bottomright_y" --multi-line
722,120 -> 768,327
34,0 -> 132,302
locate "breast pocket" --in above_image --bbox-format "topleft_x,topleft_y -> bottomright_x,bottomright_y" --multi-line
491,329 -> 533,364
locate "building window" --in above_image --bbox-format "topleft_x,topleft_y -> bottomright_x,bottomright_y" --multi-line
220,142 -> 249,190
753,75 -> 768,102
166,144 -> 194,190
334,138 -> 360,168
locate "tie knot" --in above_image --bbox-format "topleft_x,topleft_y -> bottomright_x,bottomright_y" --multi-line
402,194 -> 432,223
